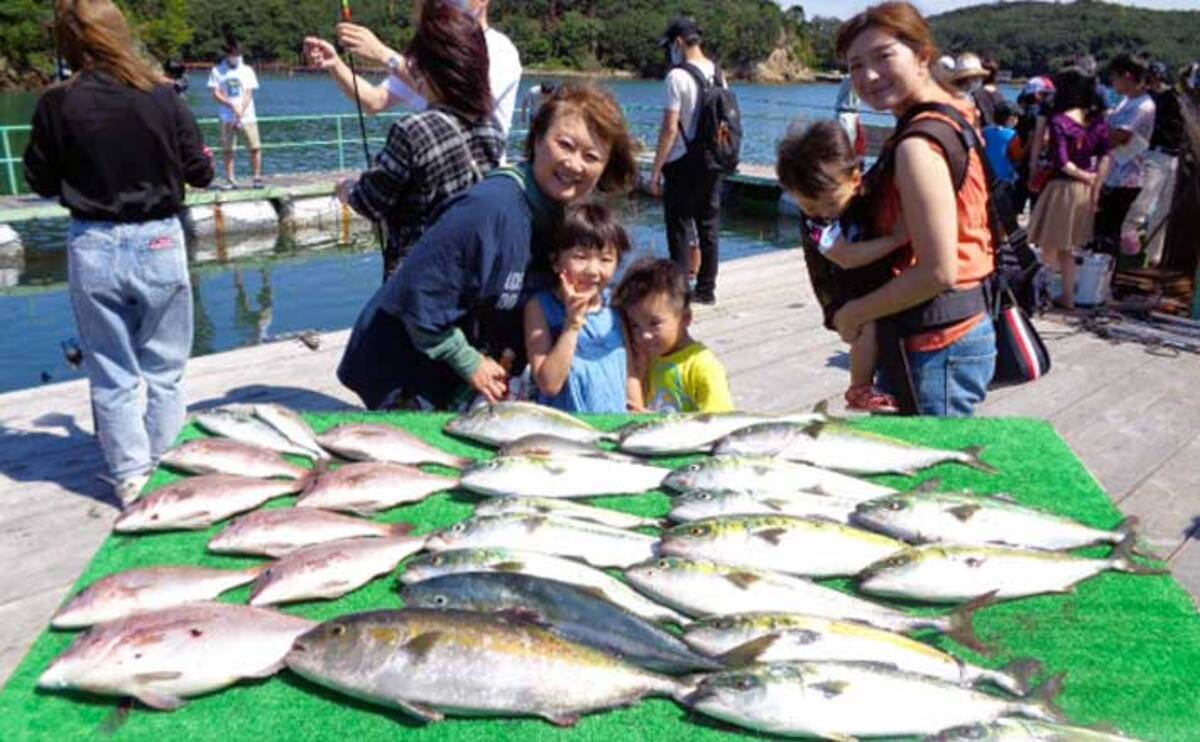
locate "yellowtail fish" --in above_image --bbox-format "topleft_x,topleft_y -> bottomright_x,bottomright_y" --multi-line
474,496 -> 661,530
669,488 -> 863,524
616,411 -> 824,456
425,514 -> 656,568
443,401 -> 608,447
928,718 -> 1149,741
663,456 -> 895,501
459,455 -> 669,498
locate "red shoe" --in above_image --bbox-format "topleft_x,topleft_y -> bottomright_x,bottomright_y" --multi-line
845,384 -> 900,414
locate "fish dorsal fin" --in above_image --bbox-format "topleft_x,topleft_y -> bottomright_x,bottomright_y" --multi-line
403,631 -> 445,663
763,498 -> 790,512
725,571 -> 760,589
802,422 -> 826,439
754,528 -> 788,545
493,561 -> 525,573
718,633 -> 779,666
948,504 -> 981,522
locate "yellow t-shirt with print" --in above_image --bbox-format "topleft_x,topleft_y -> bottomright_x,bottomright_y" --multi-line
645,341 -> 734,413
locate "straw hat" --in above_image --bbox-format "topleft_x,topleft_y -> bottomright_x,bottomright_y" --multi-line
953,53 -> 989,82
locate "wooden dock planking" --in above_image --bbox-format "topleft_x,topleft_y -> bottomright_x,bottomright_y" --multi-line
1,249 -> 1198,687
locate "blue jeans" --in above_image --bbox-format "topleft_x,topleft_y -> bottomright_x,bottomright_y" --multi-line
68,217 -> 193,481
900,315 -> 996,417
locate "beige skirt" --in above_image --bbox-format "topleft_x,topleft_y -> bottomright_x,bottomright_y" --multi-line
1028,178 -> 1094,259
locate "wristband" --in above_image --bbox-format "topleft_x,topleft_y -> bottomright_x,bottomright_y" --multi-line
386,53 -> 404,75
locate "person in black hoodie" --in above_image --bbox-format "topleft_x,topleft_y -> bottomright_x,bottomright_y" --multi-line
24,0 -> 213,506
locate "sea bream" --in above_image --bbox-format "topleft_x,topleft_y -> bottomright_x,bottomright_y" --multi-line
51,566 -> 264,629
159,438 -> 311,479
473,496 -> 660,530
498,434 -> 635,461
316,423 -> 469,469
858,540 -> 1167,603
248,403 -> 328,459
616,411 -> 824,456
443,401 -> 608,447
713,421 -> 996,476
208,508 -> 414,557
248,534 -> 426,605
284,608 -> 689,726
853,491 -> 1142,552
624,557 -> 988,651
425,514 -> 657,568
294,461 -> 458,515
662,456 -> 896,501
194,408 -> 320,460
929,718 -> 1149,741
682,661 -> 1064,739
459,455 -> 669,498
659,515 -> 906,577
669,488 -> 863,524
38,603 -> 314,710
402,572 -> 721,673
113,475 -> 300,533
400,548 -> 686,624
683,613 -> 1039,695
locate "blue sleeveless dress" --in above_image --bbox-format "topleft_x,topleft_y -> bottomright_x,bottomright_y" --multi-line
534,289 -> 628,413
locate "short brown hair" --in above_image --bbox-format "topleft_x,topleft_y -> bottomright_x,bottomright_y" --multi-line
613,258 -> 690,313
407,0 -> 492,123
835,2 -> 939,65
554,202 -> 632,261
776,120 -> 859,199
525,82 -> 639,194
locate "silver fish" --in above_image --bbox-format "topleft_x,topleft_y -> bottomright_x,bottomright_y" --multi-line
38,603 -> 314,710
858,540 -> 1167,603
474,496 -> 660,530
194,409 -> 320,459
51,566 -> 264,629
294,461 -> 458,515
714,421 -> 997,476
284,608 -> 687,726
248,534 -> 426,605
250,403 -> 328,459
659,515 -> 906,577
663,455 -> 896,501
683,613 -> 1039,696
160,438 -> 311,479
624,557 -> 987,651
208,508 -> 414,557
443,401 -> 608,447
498,434 -> 636,461
459,455 -> 669,498
316,423 -> 469,469
400,547 -> 685,624
683,661 -> 1063,739
425,514 -> 657,568
113,475 -> 300,532
669,488 -> 863,524
617,411 -> 824,456
854,492 -> 1141,552
929,718 -> 1149,741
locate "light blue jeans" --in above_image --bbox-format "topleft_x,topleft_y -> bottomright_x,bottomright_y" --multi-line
906,315 -> 997,417
68,216 -> 193,481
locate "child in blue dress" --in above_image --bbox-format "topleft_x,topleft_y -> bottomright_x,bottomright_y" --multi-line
523,203 -> 635,412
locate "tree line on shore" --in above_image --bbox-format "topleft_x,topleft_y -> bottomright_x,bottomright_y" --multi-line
1,0 -> 1197,88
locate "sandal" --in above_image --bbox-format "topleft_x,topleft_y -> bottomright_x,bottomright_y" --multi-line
845,384 -> 900,414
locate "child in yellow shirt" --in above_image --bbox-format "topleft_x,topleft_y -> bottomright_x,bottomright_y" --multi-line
614,258 -> 734,412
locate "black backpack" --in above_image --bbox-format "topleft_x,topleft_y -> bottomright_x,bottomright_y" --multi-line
676,63 -> 742,174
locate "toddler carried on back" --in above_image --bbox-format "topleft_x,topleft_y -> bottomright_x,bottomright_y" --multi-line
777,120 -> 910,413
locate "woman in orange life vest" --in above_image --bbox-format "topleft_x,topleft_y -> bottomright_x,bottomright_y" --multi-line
831,2 -> 996,416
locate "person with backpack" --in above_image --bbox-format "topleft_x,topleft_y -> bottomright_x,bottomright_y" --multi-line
832,2 -> 997,417
647,16 -> 741,306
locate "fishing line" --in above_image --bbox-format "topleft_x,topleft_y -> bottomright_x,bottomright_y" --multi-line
339,0 -> 389,279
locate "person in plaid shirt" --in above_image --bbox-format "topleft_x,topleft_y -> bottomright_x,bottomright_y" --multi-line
329,1 -> 505,276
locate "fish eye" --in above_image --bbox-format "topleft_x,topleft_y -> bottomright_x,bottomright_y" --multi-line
433,595 -> 448,606
687,463 -> 702,472
450,523 -> 467,534
886,499 -> 907,511
485,460 -> 500,470
735,676 -> 758,691
656,558 -> 671,569
689,526 -> 706,537
698,492 -> 712,501
965,557 -> 983,568
713,619 -> 731,629
330,624 -> 347,637
886,554 -> 910,568
431,555 -> 445,566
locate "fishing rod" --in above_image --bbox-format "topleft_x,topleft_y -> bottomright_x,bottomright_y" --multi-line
338,0 -> 389,279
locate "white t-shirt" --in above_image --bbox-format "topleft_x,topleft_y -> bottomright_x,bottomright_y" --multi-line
384,27 -> 522,139
664,58 -> 717,164
207,60 -> 259,124
1105,92 -> 1156,189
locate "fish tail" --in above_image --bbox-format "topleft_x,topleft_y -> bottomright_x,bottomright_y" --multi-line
995,657 -> 1043,696
1111,530 -> 1170,575
386,521 -> 417,537
672,673 -> 710,705
1019,671 -> 1068,722
295,460 -> 329,492
961,446 -> 998,474
1114,516 -> 1160,559
944,590 -> 997,655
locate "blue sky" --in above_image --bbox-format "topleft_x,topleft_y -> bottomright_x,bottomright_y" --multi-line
784,0 -> 1200,20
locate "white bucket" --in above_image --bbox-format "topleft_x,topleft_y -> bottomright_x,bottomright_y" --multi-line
1074,252 -> 1113,306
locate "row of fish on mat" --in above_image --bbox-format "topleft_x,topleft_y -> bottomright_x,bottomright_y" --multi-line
37,401 -> 1160,740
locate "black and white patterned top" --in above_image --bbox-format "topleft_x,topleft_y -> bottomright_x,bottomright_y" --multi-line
348,105 -> 505,271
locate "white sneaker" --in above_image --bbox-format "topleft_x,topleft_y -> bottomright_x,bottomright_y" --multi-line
98,472 -> 152,507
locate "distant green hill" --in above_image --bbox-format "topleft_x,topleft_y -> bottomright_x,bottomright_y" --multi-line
928,0 -> 1200,78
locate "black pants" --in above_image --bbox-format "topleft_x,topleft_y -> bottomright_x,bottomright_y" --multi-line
663,156 -> 722,298
1094,186 -> 1141,251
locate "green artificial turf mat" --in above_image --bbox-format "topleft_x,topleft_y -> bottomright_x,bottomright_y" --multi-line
1,413 -> 1196,741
